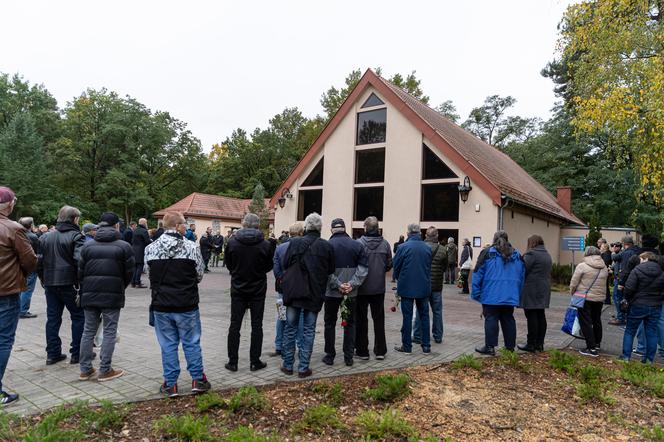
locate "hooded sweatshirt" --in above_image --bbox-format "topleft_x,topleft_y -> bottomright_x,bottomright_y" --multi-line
224,228 -> 274,297
624,260 -> 664,307
569,255 -> 609,302
357,233 -> 392,296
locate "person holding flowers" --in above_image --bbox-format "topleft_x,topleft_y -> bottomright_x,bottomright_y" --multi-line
323,218 -> 368,367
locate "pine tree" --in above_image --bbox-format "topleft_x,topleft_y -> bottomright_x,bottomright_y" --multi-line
248,182 -> 269,234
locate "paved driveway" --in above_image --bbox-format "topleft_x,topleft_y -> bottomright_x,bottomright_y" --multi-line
4,268 -> 623,416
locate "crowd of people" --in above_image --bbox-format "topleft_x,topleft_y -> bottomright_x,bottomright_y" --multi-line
1,183 -> 664,407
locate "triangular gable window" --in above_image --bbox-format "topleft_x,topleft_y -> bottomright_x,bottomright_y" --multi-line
302,158 -> 324,186
361,93 -> 385,108
422,144 -> 457,179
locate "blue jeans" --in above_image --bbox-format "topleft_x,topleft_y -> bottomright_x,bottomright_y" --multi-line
400,297 -> 430,352
275,314 -> 304,352
45,286 -> 84,358
154,310 -> 205,387
281,306 -> 317,373
659,304 -> 664,357
613,283 -> 625,323
413,291 -> 443,343
0,294 -> 20,392
622,304 -> 661,362
19,272 -> 37,315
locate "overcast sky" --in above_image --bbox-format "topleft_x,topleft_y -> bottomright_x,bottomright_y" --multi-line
2,0 -> 575,151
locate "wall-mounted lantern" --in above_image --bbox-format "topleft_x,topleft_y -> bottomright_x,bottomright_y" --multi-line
277,188 -> 293,209
458,176 -> 472,203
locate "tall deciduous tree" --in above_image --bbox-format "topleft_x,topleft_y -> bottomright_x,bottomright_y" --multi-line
435,100 -> 460,123
557,0 -> 664,205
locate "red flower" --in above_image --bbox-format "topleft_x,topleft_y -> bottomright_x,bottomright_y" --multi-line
341,320 -> 348,327
390,306 -> 397,312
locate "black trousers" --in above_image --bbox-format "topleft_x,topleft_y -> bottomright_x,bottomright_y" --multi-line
355,293 -> 387,357
482,304 -> 516,350
460,269 -> 470,293
324,296 -> 356,361
227,295 -> 265,364
523,308 -> 547,347
577,300 -> 603,349
132,263 -> 143,285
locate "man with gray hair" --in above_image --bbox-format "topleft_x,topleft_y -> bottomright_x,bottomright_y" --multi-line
444,237 -> 458,284
323,218 -> 368,367
355,216 -> 392,361
0,187 -> 38,405
224,213 -> 275,372
393,223 -> 432,354
280,213 -> 335,378
39,205 -> 86,365
18,217 -> 40,319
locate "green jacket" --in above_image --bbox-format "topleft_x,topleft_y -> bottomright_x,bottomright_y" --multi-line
427,240 -> 448,292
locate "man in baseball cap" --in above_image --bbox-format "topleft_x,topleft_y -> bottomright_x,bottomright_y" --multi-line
0,187 -> 38,405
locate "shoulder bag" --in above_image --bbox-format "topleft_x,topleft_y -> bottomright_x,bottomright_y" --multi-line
281,239 -> 318,305
570,269 -> 602,308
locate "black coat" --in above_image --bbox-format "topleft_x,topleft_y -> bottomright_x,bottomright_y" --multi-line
624,260 -> 664,307
131,225 -> 151,264
225,228 -> 274,297
282,231 -> 335,312
78,226 -> 135,309
199,233 -> 214,260
39,222 -> 85,287
519,245 -> 553,309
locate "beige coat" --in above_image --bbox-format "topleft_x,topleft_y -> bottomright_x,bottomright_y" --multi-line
569,255 -> 609,302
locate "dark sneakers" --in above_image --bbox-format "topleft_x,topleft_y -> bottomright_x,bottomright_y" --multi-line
46,354 -> 67,365
475,345 -> 496,356
322,354 -> 334,365
344,358 -> 354,367
160,383 -> 178,398
280,366 -> 294,376
0,391 -> 19,406
394,346 -> 412,354
517,343 -> 537,353
191,375 -> 211,393
19,312 -> 37,319
225,362 -> 238,372
298,369 -> 312,378
250,361 -> 267,372
579,348 -> 599,357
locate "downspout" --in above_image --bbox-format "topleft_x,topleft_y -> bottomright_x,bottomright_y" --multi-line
498,194 -> 511,231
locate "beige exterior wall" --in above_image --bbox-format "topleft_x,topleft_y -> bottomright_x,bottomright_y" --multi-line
273,86 -> 502,253
502,209 -> 562,263
156,216 -> 243,236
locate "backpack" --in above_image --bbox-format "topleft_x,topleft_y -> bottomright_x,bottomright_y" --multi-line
281,239 -> 317,305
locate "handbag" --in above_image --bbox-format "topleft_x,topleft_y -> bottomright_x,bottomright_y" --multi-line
561,306 -> 584,339
281,239 -> 318,305
461,258 -> 473,270
570,269 -> 602,308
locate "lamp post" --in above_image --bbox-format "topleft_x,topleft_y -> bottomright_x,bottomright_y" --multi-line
277,188 -> 292,209
458,176 -> 472,203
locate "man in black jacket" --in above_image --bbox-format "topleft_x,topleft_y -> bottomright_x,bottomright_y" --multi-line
39,205 -> 86,365
18,217 -> 40,319
78,212 -> 134,382
224,213 -> 274,372
145,212 -> 210,397
280,213 -> 335,378
199,227 -> 214,273
131,218 -> 151,288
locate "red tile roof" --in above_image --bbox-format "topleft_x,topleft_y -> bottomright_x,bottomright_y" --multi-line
154,192 -> 274,221
271,69 -> 584,225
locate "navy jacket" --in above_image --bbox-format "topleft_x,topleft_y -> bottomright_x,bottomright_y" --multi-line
326,231 -> 368,298
393,234 -> 432,299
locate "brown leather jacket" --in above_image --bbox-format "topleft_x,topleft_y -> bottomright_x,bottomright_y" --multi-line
0,214 -> 38,295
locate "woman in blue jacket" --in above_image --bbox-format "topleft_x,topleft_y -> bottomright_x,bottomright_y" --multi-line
471,231 -> 525,355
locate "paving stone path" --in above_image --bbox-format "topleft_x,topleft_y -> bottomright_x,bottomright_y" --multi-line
5,268 -> 629,416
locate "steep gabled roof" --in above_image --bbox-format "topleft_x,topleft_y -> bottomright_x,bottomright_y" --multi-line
154,192 -> 274,221
271,69 -> 583,225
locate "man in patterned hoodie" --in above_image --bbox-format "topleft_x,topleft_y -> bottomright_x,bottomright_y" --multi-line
145,212 -> 210,398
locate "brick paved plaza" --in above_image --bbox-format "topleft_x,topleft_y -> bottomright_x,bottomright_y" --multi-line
4,268 -> 628,416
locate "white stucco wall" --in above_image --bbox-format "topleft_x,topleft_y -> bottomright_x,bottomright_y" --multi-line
502,209 -> 562,263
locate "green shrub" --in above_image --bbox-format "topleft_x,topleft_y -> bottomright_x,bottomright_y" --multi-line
80,400 -> 130,432
311,382 -> 344,406
196,392 -> 226,412
154,414 -> 213,441
363,373 -> 411,402
551,263 -> 573,285
498,348 -> 529,372
643,425 -> 664,441
226,387 -> 267,414
577,365 -> 611,384
450,354 -> 482,371
355,409 -> 417,440
0,412 -> 22,441
549,349 -> 579,374
575,380 -> 615,405
227,426 -> 281,442
620,361 -> 664,398
291,404 -> 343,435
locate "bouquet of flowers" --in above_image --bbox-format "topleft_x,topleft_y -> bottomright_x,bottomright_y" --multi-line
456,273 -> 465,289
340,295 -> 351,327
390,294 -> 401,312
